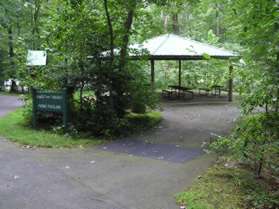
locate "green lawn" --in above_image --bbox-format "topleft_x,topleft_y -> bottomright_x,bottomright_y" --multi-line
0,109 -> 104,148
0,109 -> 162,148
176,165 -> 244,209
176,164 -> 279,209
126,111 -> 162,129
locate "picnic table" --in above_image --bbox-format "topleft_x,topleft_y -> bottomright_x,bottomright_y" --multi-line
198,87 -> 211,96
198,85 -> 224,97
211,85 -> 223,97
162,85 -> 194,100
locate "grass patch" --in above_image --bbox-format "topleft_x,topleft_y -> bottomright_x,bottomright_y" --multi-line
0,109 -> 162,148
0,109 -> 104,148
176,164 -> 279,209
123,111 -> 162,134
127,111 -> 162,127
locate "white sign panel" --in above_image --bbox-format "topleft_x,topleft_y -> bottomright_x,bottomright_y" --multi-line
27,50 -> 47,66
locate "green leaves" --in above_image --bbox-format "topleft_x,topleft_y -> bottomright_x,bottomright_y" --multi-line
210,113 -> 279,179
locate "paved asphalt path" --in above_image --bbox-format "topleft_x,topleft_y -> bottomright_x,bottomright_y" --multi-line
0,95 -> 23,117
0,95 -> 239,209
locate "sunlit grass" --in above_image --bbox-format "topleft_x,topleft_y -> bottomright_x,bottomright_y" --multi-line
0,108 -> 162,148
0,109 -> 103,148
176,164 -> 279,209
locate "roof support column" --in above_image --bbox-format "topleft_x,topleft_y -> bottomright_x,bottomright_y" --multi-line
178,60 -> 182,87
151,59 -> 155,89
228,65 -> 233,102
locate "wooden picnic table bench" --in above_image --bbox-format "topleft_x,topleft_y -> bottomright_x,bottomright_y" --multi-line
198,85 -> 224,97
166,85 -> 194,99
198,88 -> 211,96
211,85 -> 223,97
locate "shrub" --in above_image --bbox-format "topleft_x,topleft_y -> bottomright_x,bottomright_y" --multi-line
210,112 -> 279,178
127,61 -> 159,114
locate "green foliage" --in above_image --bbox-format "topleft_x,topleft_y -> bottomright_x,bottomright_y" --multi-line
176,165 -> 279,209
0,0 -> 277,141
209,136 -> 232,155
49,0 -> 160,135
0,109 -> 103,148
176,165 -> 244,209
0,0 -> 162,136
0,1 -> 278,207
210,113 -> 279,177
176,191 -> 214,209
229,0 -> 279,113
128,61 -> 159,113
154,59 -> 230,91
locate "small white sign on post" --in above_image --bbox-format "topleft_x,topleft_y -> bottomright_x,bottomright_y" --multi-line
27,50 -> 47,66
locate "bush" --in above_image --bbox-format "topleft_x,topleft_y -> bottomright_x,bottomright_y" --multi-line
209,136 -> 232,155
22,58 -> 160,138
210,112 -> 279,178
128,61 -> 159,114
71,61 -> 159,136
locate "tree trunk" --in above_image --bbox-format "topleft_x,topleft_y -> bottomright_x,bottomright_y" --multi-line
8,26 -> 14,60
119,7 -> 135,69
10,80 -> 17,93
276,52 -> 279,112
103,0 -> 114,63
172,13 -> 179,34
215,3 -> 220,37
79,81 -> 85,112
256,157 -> 264,178
162,12 -> 169,33
8,26 -> 17,93
32,0 -> 41,49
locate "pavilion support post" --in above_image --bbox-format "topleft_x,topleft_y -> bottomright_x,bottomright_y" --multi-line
178,60 -> 182,87
228,65 -> 233,102
151,59 -> 155,89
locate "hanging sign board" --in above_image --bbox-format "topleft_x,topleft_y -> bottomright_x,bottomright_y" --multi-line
32,89 -> 70,129
27,50 -> 47,66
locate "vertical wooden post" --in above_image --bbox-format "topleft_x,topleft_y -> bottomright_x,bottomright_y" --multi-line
63,88 -> 69,131
151,59 -> 155,88
178,60 -> 182,87
31,88 -> 37,128
228,65 -> 233,102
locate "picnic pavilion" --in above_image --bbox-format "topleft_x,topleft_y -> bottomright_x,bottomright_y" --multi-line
128,34 -> 238,102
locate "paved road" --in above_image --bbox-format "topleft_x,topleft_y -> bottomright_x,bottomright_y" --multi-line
0,95 -> 23,117
0,95 -> 239,209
